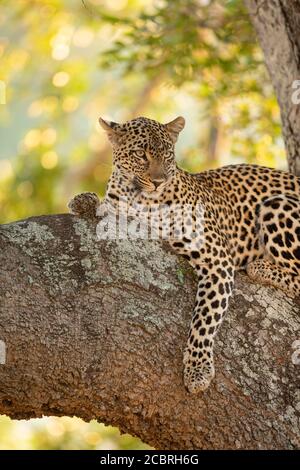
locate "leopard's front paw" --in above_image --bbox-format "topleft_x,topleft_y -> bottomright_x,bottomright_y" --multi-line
184,359 -> 215,394
68,192 -> 100,219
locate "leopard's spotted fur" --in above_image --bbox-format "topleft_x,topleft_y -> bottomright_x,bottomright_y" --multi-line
69,116 -> 300,393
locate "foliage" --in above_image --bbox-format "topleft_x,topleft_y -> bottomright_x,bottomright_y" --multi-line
100,0 -> 283,165
0,416 -> 151,450
0,0 -> 284,225
0,0 -> 286,450
101,0 -> 257,88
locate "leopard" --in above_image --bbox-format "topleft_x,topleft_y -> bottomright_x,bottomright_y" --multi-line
68,115 -> 300,394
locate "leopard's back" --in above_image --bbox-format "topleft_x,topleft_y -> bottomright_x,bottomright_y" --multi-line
192,164 -> 300,267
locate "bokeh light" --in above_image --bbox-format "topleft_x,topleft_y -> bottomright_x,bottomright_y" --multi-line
0,0 -> 286,450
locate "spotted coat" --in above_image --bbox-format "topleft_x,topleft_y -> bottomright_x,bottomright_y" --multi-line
69,116 -> 300,393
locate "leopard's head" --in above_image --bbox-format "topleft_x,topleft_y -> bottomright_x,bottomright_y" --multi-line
99,116 -> 185,193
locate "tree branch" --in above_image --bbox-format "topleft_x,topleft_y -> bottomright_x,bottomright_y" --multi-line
0,213 -> 299,449
245,0 -> 300,175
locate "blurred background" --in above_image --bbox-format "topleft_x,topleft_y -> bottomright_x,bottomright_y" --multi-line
0,0 -> 286,449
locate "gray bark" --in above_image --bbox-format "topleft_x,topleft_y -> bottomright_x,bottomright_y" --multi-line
245,0 -> 300,176
0,213 -> 299,449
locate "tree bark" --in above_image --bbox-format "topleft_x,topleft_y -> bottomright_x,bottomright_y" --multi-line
245,0 -> 300,176
0,213 -> 299,450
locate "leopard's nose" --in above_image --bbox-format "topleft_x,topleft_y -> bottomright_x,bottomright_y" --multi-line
152,179 -> 165,189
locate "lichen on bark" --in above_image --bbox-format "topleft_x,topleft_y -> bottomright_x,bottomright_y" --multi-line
0,214 -> 299,449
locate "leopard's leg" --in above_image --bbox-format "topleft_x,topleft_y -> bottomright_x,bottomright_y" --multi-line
183,262 -> 234,393
247,194 -> 300,297
68,192 -> 100,218
247,259 -> 300,296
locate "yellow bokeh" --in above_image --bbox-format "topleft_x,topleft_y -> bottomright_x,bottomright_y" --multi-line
28,100 -> 43,118
23,129 -> 41,149
0,160 -> 13,180
41,151 -> 58,169
52,43 -> 70,60
17,181 -> 33,198
62,96 -> 79,112
41,128 -> 57,146
73,27 -> 94,48
0,0 -> 288,452
52,71 -> 70,87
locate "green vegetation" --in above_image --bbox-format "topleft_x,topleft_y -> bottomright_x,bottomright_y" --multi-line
0,0 -> 285,449
0,416 -> 152,450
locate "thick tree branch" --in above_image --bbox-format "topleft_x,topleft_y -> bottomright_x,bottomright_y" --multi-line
0,214 -> 299,449
245,0 -> 300,175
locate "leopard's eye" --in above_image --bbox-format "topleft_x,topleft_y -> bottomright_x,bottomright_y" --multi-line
133,150 -> 148,161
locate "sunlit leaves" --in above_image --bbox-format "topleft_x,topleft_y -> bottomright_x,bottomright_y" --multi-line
0,0 -> 287,450
101,0 -> 260,91
0,416 -> 151,450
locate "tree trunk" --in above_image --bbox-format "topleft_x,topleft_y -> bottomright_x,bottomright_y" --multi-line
245,0 -> 300,176
0,213 -> 299,450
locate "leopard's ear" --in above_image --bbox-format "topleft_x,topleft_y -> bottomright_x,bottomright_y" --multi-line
99,117 -> 122,145
164,116 -> 185,143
